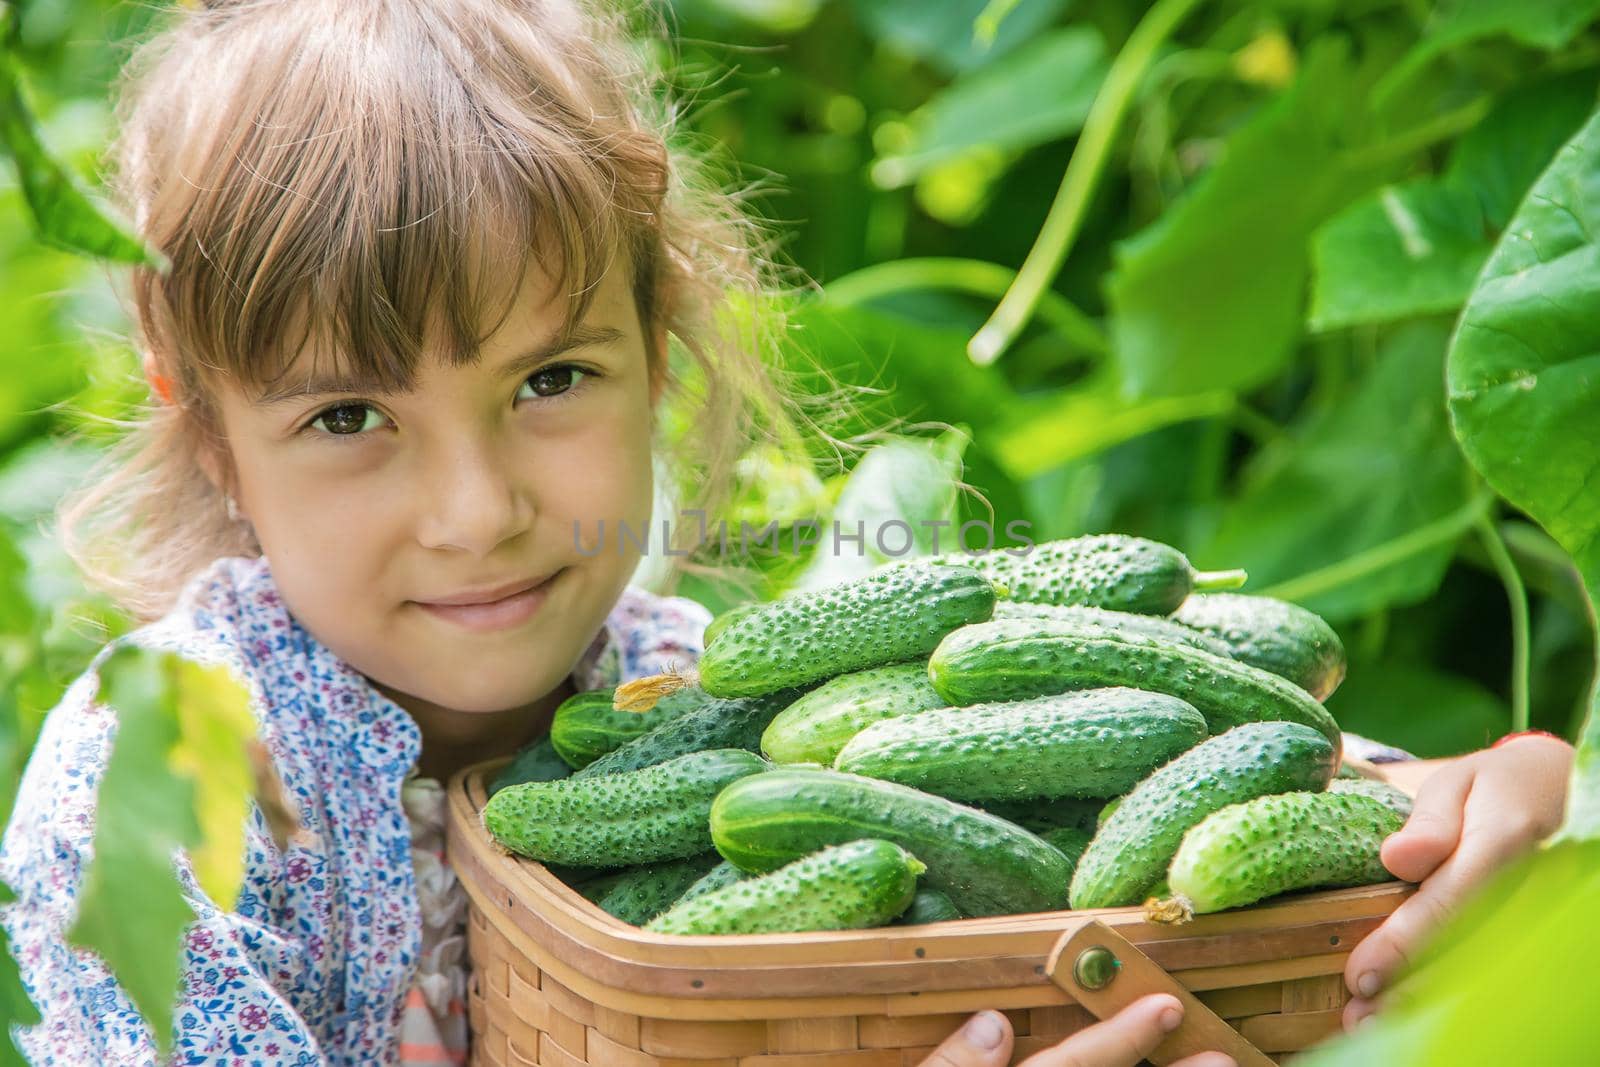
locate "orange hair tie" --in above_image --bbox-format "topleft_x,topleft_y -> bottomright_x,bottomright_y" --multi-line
142,351 -> 175,405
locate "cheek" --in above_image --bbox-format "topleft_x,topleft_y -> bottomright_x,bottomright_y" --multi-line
536,392 -> 655,527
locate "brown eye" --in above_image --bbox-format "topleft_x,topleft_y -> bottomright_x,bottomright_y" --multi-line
312,404 -> 382,436
523,365 -> 588,399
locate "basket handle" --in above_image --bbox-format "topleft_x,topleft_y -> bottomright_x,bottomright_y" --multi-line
1046,918 -> 1275,1067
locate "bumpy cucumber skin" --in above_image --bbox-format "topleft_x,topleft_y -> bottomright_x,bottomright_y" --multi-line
894,888 -> 963,926
482,748 -> 768,868
489,737 -> 572,796
1168,792 -> 1406,914
1173,593 -> 1347,701
939,535 -> 1195,615
834,687 -> 1208,802
1328,777 -> 1414,817
710,768 -> 1071,917
761,663 -> 948,765
575,689 -> 800,779
550,687 -> 703,770
674,859 -> 750,907
929,618 -> 1342,757
579,853 -> 722,925
696,560 -> 996,697
1069,721 -> 1338,909
647,839 -> 924,935
977,796 -> 1105,835
993,601 -> 1232,657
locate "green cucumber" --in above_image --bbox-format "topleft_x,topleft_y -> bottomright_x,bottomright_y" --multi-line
1173,593 -> 1347,701
761,663 -> 948,765
695,560 -> 997,697
977,796 -> 1105,836
834,688 -> 1208,802
939,534 -> 1244,615
579,853 -> 722,925
1328,777 -> 1414,817
993,601 -> 1232,657
710,767 -> 1071,917
1096,797 -> 1123,829
894,888 -> 962,926
703,602 -> 760,645
489,736 -> 572,796
1155,792 -> 1406,921
1070,721 -> 1338,909
674,859 -> 750,907
1040,826 -> 1092,874
482,748 -> 768,868
929,618 -> 1342,755
550,687 -> 704,769
647,838 -> 924,935
575,689 -> 800,778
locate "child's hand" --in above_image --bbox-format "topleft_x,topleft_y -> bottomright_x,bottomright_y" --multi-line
920,996 -> 1236,1067
1342,734 -> 1574,1030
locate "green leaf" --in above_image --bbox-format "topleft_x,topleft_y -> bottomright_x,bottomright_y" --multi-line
871,27 -> 1107,188
1446,104 -> 1600,839
848,0 -> 1070,75
1310,74 -> 1599,331
65,646 -> 260,1054
1303,839 -> 1600,1065
1377,0 -> 1600,104
1108,39 -> 1401,397
789,430 -> 967,591
1201,322 -> 1475,621
1325,659 -> 1509,757
992,368 -> 1235,479
0,52 -> 160,267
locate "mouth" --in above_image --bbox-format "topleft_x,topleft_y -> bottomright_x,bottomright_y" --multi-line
413,568 -> 564,632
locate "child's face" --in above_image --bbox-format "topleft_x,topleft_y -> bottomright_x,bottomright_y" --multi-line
203,260 -> 660,717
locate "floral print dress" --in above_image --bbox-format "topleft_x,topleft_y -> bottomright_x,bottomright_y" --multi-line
0,554 -> 710,1065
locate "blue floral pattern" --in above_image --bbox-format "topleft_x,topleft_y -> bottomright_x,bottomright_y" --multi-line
0,554 -> 710,1065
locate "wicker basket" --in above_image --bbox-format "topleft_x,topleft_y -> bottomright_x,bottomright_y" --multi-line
446,760 -> 1412,1066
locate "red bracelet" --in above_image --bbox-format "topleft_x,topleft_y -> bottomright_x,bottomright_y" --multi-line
1490,729 -> 1562,750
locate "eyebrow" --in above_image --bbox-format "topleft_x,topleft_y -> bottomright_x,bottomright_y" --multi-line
253,324 -> 626,406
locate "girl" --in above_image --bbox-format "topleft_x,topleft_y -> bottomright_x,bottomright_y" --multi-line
0,2 -> 1574,1066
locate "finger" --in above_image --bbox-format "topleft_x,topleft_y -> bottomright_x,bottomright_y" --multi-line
1342,995 -> 1378,1032
1379,762 -> 1475,883
1346,811 -> 1531,999
1018,994 -> 1182,1067
918,1011 -> 1015,1067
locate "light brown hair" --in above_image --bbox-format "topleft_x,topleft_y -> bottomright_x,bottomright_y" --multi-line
57,0 -> 841,625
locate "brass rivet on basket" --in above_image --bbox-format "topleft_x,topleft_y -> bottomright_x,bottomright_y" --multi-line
1330,935 -> 1341,946
1073,946 -> 1120,991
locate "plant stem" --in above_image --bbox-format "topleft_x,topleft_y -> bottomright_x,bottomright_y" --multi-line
826,258 -> 1107,356
967,0 -> 1207,366
1259,494 -> 1491,603
1476,513 -> 1532,733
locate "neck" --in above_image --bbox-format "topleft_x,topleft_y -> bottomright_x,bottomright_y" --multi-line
376,676 -> 577,783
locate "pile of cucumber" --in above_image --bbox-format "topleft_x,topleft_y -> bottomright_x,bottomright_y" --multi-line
481,534 -> 1413,935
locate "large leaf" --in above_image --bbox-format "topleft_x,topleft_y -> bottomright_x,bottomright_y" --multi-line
0,50 -> 157,266
1201,323 -> 1476,621
66,647 -> 260,1055
1447,104 -> 1600,839
1325,659 -> 1509,758
1377,0 -> 1600,103
1311,73 -> 1599,330
847,0 -> 1070,75
1108,40 -> 1401,398
871,27 -> 1107,188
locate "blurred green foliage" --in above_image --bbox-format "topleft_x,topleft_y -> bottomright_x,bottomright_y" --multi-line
9,0 -> 1600,1058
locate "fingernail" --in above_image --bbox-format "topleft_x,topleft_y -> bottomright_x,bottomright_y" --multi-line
1359,1011 -> 1378,1028
1159,1005 -> 1183,1032
1357,971 -> 1382,998
963,1011 -> 1005,1050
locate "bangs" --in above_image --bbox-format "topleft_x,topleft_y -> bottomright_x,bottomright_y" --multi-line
130,0 -> 666,400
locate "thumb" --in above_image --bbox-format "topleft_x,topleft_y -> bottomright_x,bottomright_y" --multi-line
1380,764 -> 1472,883
918,1011 -> 1015,1067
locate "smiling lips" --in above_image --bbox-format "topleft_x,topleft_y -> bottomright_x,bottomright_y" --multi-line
416,570 -> 561,631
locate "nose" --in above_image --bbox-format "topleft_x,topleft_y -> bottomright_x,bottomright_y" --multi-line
415,429 -> 535,556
